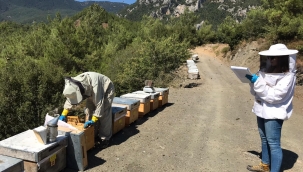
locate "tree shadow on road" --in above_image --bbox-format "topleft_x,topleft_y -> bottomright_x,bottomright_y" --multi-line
110,121 -> 140,145
134,102 -> 174,125
247,149 -> 298,171
86,148 -> 106,170
108,102 -> 174,145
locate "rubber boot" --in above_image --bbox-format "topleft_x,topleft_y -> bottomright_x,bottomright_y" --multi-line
95,137 -> 110,149
247,162 -> 270,172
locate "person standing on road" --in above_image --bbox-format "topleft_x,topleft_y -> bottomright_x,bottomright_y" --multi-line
245,44 -> 298,172
58,72 -> 115,148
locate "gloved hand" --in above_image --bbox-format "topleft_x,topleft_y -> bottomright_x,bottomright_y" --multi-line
84,120 -> 94,128
245,74 -> 259,83
59,115 -> 66,121
59,109 -> 69,122
84,115 -> 98,128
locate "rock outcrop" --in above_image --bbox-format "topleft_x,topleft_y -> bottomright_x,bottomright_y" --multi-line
124,0 -> 260,21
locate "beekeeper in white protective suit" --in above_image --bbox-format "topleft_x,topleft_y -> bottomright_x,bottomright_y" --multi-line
59,72 -> 115,148
245,44 -> 298,172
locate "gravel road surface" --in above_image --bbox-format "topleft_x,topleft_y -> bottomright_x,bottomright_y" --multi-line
64,48 -> 303,172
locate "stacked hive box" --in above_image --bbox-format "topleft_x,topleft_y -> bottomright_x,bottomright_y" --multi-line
132,91 -> 160,111
58,127 -> 88,172
111,106 -> 127,134
112,97 -> 140,126
67,116 -> 95,151
0,130 -> 68,172
192,54 -> 199,61
187,60 -> 200,79
120,93 -> 151,117
0,155 -> 24,172
154,87 -> 169,107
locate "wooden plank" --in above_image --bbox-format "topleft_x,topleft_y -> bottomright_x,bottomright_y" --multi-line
0,130 -> 68,162
23,161 -> 37,172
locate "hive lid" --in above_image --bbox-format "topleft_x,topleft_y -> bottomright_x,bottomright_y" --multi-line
132,91 -> 160,99
120,93 -> 151,103
113,97 -> 140,110
0,130 -> 67,162
153,87 -> 169,95
111,106 -> 127,121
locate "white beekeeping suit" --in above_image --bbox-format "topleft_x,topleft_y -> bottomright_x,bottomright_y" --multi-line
62,72 -> 115,143
249,44 -> 298,120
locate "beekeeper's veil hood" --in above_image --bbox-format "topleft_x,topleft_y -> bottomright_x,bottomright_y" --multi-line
258,43 -> 298,72
63,77 -> 85,105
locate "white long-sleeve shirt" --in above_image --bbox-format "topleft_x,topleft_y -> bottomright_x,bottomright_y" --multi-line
250,71 -> 296,120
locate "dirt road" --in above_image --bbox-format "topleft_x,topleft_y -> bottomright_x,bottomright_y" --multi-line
64,47 -> 303,172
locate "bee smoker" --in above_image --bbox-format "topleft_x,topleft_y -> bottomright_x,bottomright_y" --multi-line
46,115 -> 60,143
143,80 -> 155,93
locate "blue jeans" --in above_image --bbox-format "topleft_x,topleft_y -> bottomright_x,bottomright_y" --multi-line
257,117 -> 284,172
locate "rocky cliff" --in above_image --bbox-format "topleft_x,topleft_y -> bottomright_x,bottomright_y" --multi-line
120,0 -> 261,24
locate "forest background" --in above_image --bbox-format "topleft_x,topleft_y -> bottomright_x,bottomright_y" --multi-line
0,0 -> 303,140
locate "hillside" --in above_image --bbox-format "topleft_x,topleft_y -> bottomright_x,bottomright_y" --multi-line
0,0 -> 263,27
118,0 -> 262,27
0,0 -> 129,23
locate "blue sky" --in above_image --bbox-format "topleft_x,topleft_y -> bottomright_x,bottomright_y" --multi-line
75,0 -> 136,5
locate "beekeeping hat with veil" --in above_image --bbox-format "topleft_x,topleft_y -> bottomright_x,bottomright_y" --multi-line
63,77 -> 85,105
258,43 -> 298,72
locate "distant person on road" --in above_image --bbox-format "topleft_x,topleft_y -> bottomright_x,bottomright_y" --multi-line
59,72 -> 115,148
245,44 -> 298,172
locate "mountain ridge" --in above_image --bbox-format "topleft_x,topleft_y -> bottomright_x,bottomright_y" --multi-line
0,0 -> 129,23
119,0 -> 261,27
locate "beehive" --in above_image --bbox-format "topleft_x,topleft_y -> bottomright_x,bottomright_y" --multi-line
132,91 -> 160,111
0,130 -> 67,172
154,87 -> 169,106
120,93 -> 151,117
67,116 -> 95,151
0,155 -> 24,172
112,97 -> 140,126
111,106 -> 127,134
58,127 -> 88,171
